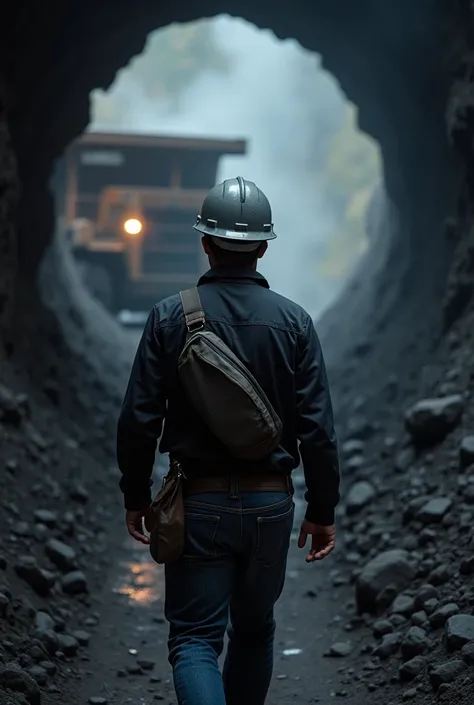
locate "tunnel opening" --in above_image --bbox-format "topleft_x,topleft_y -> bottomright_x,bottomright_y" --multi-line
54,15 -> 384,329
0,0 -> 459,419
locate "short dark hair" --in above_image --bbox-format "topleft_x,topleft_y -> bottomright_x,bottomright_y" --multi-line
205,236 -> 262,267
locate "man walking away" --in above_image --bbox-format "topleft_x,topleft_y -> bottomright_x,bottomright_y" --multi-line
117,176 -> 340,705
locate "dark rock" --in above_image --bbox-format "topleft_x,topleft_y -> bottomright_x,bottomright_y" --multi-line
418,528 -> 437,546
0,385 -> 24,427
394,447 -> 416,473
399,655 -> 427,681
417,498 -> 452,523
460,436 -> 474,469
27,665 -> 48,686
323,642 -> 352,657
345,455 -> 365,474
18,655 -> 32,670
52,614 -> 65,632
373,632 -> 402,659
0,592 -> 10,616
445,614 -> 474,650
391,594 -> 416,616
373,619 -> 393,638
84,615 -> 100,627
346,416 -> 376,441
460,556 -> 474,575
57,634 -> 79,656
401,535 -> 418,551
341,439 -> 365,457
402,687 -> 418,700
72,629 -> 91,646
33,628 -> 59,656
423,598 -> 439,614
356,550 -> 417,614
136,659 -> 154,670
376,585 -> 398,610
427,564 -> 451,586
61,570 -> 88,595
13,522 -> 31,537
29,645 -> 47,663
461,483 -> 474,505
33,509 -> 57,528
405,395 -> 464,445
411,611 -> 429,628
45,538 -> 77,572
14,556 -> 56,596
429,659 -> 468,689
38,661 -> 56,676
415,584 -> 439,608
401,627 -> 429,660
430,603 -> 459,629
403,497 -> 429,525
461,641 -> 474,665
345,481 -> 375,515
0,665 -> 41,704
5,459 -> 19,476
390,613 -> 408,628
69,484 -> 90,503
34,611 -> 54,632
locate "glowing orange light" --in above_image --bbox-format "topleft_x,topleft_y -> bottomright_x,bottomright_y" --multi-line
124,218 -> 143,235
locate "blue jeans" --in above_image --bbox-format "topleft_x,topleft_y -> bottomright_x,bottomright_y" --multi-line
164,490 -> 295,705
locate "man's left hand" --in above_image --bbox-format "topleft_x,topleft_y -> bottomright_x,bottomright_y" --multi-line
126,507 -> 155,544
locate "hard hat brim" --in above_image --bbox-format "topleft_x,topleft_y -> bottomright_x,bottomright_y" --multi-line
193,223 -> 277,241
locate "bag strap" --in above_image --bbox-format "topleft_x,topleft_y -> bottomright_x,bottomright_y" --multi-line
180,287 -> 205,333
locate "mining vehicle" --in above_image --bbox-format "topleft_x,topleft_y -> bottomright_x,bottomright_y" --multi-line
55,131 -> 247,312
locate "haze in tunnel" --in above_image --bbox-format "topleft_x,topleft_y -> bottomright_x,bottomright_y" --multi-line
89,14 -> 382,321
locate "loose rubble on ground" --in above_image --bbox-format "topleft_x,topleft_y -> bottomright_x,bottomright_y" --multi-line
1,297 -> 474,705
323,304 -> 474,704
0,369 -> 120,705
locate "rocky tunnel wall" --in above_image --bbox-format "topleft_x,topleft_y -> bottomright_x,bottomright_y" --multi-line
0,0 -> 463,418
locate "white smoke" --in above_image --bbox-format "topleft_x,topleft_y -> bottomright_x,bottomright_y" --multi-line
90,15 -> 355,319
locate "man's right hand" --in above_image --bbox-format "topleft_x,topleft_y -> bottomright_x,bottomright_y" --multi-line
297,520 -> 335,562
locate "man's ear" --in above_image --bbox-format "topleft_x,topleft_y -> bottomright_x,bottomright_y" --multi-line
201,236 -> 211,254
257,241 -> 268,259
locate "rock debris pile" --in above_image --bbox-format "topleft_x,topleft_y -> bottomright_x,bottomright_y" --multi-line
330,308 -> 474,704
0,376 -> 118,705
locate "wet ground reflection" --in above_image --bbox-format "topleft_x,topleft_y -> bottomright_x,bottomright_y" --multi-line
114,536 -> 165,606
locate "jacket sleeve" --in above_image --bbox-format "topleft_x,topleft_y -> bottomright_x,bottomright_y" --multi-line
117,307 -> 167,510
295,315 -> 340,525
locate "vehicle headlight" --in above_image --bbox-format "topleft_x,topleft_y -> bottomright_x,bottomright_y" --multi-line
123,218 -> 143,235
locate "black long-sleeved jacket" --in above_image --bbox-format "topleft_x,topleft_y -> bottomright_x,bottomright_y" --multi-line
117,266 -> 340,525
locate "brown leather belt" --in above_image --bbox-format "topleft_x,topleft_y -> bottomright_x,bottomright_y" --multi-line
182,473 -> 292,495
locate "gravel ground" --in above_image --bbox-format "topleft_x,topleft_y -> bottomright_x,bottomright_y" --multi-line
2,274 -> 474,704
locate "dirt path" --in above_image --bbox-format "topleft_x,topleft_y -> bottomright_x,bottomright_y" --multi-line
74,477 -> 358,705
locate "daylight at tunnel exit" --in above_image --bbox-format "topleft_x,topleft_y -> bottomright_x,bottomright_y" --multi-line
1,2 -> 474,705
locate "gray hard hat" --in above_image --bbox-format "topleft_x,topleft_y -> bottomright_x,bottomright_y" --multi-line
193,176 -> 277,251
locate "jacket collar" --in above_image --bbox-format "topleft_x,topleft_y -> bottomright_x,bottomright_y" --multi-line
198,266 -> 270,289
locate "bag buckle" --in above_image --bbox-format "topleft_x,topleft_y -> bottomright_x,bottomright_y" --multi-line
186,318 -> 205,334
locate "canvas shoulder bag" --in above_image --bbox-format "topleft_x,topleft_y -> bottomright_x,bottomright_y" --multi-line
177,287 -> 283,460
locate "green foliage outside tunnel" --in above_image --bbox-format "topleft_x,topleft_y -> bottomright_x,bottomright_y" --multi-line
318,103 -> 382,282
92,20 -> 231,120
